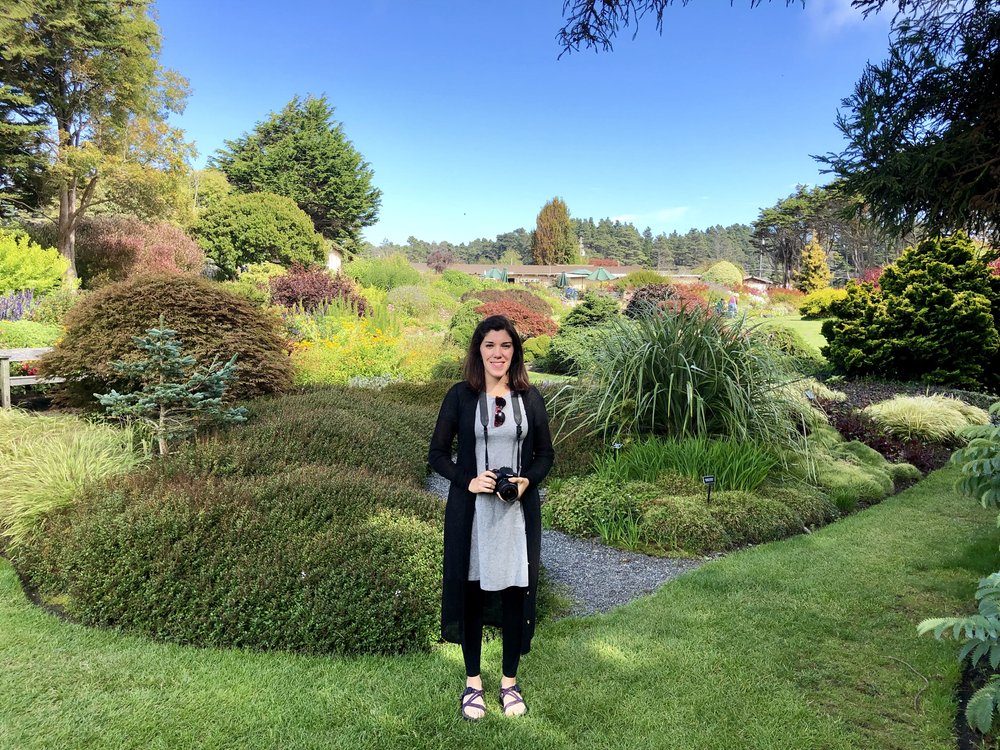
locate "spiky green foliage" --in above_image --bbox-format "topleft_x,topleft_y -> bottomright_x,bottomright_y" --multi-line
96,318 -> 247,456
551,304 -> 798,444
822,233 -> 1000,390
863,395 -> 989,443
0,410 -> 142,548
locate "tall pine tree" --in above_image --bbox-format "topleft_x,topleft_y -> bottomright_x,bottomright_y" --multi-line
531,197 -> 575,264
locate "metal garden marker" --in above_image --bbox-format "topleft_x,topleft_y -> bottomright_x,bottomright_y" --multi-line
703,475 -> 716,504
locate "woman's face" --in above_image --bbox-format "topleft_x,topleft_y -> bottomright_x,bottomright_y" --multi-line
480,328 -> 514,383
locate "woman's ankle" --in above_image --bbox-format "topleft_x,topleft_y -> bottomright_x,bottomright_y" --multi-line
466,675 -> 483,690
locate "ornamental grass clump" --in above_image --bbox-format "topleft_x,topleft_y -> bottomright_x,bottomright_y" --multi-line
593,435 -> 778,492
552,304 -> 797,444
0,410 -> 143,549
863,394 -> 989,443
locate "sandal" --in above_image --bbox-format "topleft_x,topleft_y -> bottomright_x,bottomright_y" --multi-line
499,683 -> 528,717
460,686 -> 487,721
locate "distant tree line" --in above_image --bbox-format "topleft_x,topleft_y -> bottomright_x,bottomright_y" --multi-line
363,220 -> 753,271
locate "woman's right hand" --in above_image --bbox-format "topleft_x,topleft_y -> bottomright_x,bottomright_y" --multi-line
468,470 -> 497,494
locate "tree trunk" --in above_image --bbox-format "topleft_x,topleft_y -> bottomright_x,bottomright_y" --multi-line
58,181 -> 79,284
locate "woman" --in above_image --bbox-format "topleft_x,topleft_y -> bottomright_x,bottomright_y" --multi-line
428,314 -> 554,720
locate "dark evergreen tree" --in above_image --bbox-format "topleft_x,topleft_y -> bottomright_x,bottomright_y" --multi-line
213,95 -> 381,253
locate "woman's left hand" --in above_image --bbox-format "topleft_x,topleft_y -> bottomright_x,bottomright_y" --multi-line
509,477 -> 529,501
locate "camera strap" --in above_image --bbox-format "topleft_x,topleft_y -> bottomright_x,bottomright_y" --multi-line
478,390 -> 523,473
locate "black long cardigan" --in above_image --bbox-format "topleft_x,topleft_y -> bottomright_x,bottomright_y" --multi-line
427,381 -> 554,654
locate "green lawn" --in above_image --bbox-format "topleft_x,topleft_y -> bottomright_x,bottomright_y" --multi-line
1,467 -> 995,749
757,315 -> 828,352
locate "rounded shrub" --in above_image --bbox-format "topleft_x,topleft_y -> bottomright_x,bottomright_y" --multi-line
755,482 -> 838,528
192,192 -> 325,278
624,283 -> 674,318
447,299 -> 484,348
542,323 -> 609,375
546,477 -> 653,538
862,394 -> 989,443
38,273 -> 293,406
561,292 -> 620,329
799,287 -> 847,319
616,270 -> 670,290
523,334 -> 551,363
16,465 -> 444,656
701,261 -> 744,289
888,462 -> 922,485
642,496 -> 731,553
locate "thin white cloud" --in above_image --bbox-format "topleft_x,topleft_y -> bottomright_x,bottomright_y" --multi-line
807,0 -> 891,34
610,213 -> 640,223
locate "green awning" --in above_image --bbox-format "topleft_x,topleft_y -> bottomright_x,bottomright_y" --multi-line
586,267 -> 615,281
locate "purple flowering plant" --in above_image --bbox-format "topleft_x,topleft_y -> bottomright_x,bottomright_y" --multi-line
0,290 -> 38,321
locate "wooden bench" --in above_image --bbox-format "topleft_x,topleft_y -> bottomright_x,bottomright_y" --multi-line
0,347 -> 65,409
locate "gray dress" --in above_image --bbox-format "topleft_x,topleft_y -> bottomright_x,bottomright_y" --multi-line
467,392 -> 530,591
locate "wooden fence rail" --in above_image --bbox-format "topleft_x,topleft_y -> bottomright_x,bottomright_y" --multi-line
0,347 -> 64,409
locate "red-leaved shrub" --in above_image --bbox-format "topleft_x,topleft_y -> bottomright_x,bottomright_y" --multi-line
664,282 -> 711,313
859,266 -> 884,288
461,288 -> 551,316
269,264 -> 368,315
767,287 -> 805,306
590,258 -> 620,267
75,217 -> 205,288
473,301 -> 557,339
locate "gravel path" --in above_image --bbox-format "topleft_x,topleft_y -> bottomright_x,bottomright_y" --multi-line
426,473 -> 708,617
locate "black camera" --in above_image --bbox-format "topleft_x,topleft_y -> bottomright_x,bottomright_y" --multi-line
493,467 -> 520,502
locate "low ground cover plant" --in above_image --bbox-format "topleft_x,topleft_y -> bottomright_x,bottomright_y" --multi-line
11,385 -> 446,656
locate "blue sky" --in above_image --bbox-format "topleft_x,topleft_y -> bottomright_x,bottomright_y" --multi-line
155,1 -> 893,245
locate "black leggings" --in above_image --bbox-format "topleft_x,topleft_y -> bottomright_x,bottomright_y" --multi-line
462,582 -> 525,678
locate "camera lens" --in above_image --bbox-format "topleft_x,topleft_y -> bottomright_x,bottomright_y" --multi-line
497,480 -> 518,502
